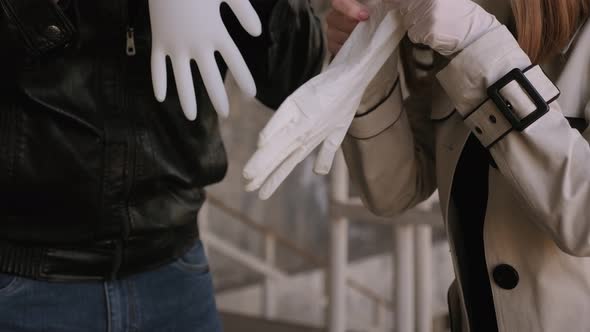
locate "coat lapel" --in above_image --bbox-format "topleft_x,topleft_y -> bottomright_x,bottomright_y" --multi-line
556,20 -> 590,119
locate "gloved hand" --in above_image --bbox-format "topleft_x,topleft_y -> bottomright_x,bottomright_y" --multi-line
243,2 -> 406,200
388,0 -> 501,56
149,0 -> 262,120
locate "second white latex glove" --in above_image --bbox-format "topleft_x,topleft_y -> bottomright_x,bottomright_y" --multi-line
389,0 -> 500,56
243,2 -> 406,200
149,0 -> 262,120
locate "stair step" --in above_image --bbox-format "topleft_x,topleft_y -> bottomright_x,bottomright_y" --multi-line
220,312 -> 325,332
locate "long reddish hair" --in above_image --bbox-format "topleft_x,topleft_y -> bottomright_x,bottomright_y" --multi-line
512,0 -> 590,62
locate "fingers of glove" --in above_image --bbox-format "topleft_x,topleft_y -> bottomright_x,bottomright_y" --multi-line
400,0 -> 434,27
406,23 -> 434,49
219,39 -> 257,97
406,14 -> 460,56
244,139 -> 299,187
403,2 -> 440,48
258,149 -> 307,200
257,102 -> 300,147
331,0 -> 370,21
314,129 -> 347,175
196,53 -> 230,118
395,0 -> 429,14
224,0 -> 262,37
171,57 -> 198,121
151,49 -> 168,102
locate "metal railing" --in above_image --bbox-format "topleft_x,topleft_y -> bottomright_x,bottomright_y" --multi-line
203,195 -> 393,324
201,152 -> 440,332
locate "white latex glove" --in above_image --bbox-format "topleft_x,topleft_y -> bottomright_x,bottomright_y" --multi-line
149,0 -> 262,120
390,0 -> 501,56
243,2 -> 406,200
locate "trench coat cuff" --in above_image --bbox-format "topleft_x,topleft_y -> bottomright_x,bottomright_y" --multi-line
436,25 -> 560,148
464,65 -> 561,148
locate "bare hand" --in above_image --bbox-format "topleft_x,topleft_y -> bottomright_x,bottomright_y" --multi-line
331,0 -> 370,21
327,0 -> 369,55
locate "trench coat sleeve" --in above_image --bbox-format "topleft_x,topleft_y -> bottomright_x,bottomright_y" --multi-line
342,47 -> 437,217
437,25 -> 590,257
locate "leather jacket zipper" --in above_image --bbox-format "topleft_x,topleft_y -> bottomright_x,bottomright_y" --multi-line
126,0 -> 139,56
119,0 -> 141,262
126,27 -> 136,56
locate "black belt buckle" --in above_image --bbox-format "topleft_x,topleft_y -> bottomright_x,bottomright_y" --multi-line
487,68 -> 550,131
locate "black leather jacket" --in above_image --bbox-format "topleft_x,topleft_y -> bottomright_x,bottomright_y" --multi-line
0,0 -> 323,281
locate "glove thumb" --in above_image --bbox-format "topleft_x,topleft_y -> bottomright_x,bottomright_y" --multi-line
314,129 -> 347,175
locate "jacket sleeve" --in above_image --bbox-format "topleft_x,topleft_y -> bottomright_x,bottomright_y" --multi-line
436,25 -> 590,257
223,0 -> 325,110
342,41 -> 438,217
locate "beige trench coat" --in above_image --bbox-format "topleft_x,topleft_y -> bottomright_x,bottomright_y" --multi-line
342,8 -> 590,332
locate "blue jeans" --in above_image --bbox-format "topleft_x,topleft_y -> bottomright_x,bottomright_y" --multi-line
0,240 -> 222,332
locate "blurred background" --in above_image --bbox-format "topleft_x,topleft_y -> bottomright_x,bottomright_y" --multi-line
204,1 -> 455,331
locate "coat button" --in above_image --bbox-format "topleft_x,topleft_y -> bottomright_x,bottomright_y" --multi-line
44,25 -> 64,42
493,264 -> 519,290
